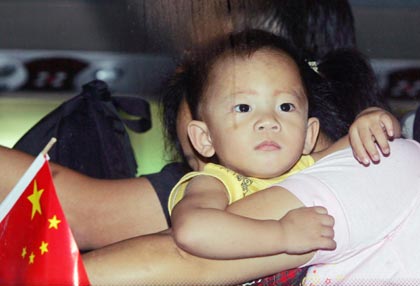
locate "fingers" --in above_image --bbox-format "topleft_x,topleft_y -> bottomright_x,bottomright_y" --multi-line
311,206 -> 335,227
349,108 -> 401,165
312,208 -> 336,250
349,118 -> 392,164
358,126 -> 381,163
312,206 -> 328,214
381,111 -> 402,138
380,113 -> 395,138
317,210 -> 336,250
349,126 -> 370,165
321,226 -> 335,238
373,127 -> 390,157
318,236 -> 337,250
369,124 -> 390,158
286,206 -> 337,252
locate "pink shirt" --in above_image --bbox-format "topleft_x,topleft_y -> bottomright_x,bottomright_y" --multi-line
276,139 -> 420,285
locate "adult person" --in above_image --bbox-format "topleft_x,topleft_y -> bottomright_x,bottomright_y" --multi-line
0,0 -> 391,253
0,5 -> 400,286
84,147 -> 418,286
0,1 -> 402,280
0,3 -> 401,285
82,30 -> 417,286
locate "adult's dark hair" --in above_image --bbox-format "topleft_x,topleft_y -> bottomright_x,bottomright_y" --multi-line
159,64 -> 191,163
301,0 -> 356,60
228,0 -> 356,60
317,48 -> 389,140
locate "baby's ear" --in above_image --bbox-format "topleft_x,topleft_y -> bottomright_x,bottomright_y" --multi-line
303,117 -> 320,155
187,120 -> 215,158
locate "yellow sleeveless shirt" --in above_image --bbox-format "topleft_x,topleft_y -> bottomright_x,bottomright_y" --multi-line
168,155 -> 314,214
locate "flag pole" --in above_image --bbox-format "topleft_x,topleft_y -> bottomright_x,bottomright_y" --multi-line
41,137 -> 57,156
0,138 -> 57,221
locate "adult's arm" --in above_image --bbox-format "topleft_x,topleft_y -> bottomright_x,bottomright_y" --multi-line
82,137 -> 351,284
83,186 -> 315,285
0,145 -> 168,250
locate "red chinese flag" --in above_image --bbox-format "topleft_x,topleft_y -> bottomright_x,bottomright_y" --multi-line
0,153 -> 90,285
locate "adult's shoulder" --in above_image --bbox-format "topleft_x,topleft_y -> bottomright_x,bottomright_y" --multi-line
279,138 -> 420,266
290,138 -> 420,193
389,138 -> 420,155
315,138 -> 420,167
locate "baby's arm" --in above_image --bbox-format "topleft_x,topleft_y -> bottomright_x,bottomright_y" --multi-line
171,175 -> 335,260
349,107 -> 401,164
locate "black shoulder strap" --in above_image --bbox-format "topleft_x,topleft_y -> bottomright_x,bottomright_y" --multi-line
79,80 -> 151,133
81,80 -> 152,133
413,105 -> 420,143
112,95 -> 152,133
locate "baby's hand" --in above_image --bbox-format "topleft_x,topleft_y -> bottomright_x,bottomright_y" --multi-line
279,206 -> 336,254
349,107 -> 401,165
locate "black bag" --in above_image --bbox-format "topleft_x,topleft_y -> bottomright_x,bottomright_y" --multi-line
13,80 -> 151,179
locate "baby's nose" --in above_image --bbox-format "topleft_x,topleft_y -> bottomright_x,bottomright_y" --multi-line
256,119 -> 280,131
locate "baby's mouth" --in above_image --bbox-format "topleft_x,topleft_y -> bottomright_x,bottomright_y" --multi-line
255,140 -> 281,151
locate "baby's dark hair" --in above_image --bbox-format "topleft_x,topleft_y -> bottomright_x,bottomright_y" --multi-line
186,30 -> 325,121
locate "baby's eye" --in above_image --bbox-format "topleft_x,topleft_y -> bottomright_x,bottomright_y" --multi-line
279,103 -> 295,112
234,104 -> 252,113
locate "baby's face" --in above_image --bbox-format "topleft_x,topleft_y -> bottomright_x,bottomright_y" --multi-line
200,49 -> 310,178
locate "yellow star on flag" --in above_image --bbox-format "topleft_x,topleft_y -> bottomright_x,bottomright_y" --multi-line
48,215 -> 61,229
29,252 -> 35,264
39,241 -> 49,255
21,247 -> 27,258
27,180 -> 44,220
